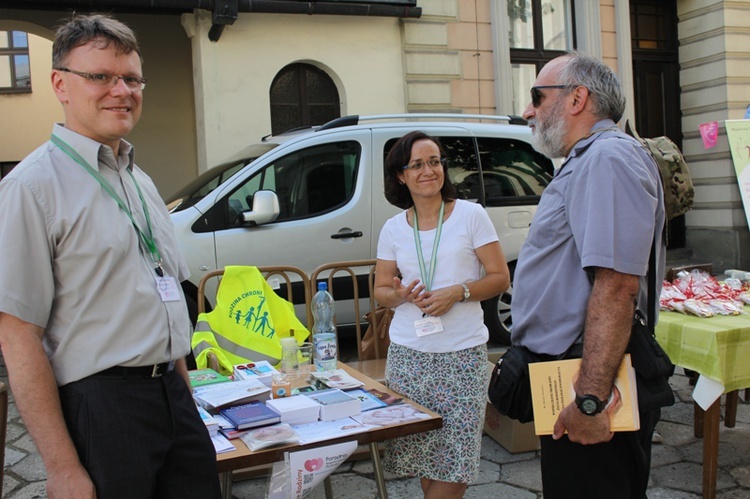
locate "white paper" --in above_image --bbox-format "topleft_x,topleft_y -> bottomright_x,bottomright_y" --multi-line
692,374 -> 725,411
211,434 -> 235,454
351,403 -> 430,428
292,417 -> 368,444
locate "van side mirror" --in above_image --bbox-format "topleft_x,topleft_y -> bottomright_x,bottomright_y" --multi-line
241,190 -> 280,226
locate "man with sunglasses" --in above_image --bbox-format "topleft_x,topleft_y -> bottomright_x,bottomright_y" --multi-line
0,14 -> 221,498
511,52 -> 666,498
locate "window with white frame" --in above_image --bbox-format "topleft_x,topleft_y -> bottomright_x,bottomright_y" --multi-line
0,31 -> 31,93
507,0 -> 575,115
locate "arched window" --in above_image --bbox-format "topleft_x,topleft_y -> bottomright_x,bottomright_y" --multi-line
269,63 -> 340,135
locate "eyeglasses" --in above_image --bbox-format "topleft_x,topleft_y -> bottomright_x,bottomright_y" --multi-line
402,158 -> 445,171
56,67 -> 147,90
530,85 -> 574,107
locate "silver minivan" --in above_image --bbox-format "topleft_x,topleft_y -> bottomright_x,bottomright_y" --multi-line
168,114 -> 555,344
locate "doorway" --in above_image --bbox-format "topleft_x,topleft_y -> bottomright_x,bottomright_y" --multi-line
630,0 -> 685,248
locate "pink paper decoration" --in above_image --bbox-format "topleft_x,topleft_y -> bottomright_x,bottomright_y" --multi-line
699,121 -> 719,149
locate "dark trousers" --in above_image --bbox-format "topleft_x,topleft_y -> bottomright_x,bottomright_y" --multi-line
59,369 -> 221,499
540,407 -> 660,499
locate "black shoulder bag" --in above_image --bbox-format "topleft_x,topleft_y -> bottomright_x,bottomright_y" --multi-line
626,241 -> 675,412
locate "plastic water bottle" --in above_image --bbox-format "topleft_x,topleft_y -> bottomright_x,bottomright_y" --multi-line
312,281 -> 338,371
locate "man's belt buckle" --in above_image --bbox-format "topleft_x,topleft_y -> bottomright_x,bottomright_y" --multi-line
150,361 -> 174,378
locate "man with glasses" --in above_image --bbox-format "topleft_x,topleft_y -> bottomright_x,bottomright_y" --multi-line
511,52 -> 666,497
0,14 -> 221,498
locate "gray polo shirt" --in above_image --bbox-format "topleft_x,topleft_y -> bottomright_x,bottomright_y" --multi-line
0,125 -> 191,385
511,120 -> 666,355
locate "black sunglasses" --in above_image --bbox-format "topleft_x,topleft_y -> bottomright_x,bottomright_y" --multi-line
530,85 -> 573,107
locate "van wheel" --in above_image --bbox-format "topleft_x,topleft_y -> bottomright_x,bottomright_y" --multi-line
482,261 -> 515,345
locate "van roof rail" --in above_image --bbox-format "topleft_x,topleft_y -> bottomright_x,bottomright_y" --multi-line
316,113 -> 522,131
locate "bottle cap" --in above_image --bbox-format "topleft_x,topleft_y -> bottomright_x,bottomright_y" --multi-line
317,281 -> 327,291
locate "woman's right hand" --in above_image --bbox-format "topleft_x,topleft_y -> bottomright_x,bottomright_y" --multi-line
393,276 -> 425,305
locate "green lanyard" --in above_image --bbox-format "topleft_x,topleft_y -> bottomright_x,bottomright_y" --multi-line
412,201 -> 444,291
50,134 -> 164,276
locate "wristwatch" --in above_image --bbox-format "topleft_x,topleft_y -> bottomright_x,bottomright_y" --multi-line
460,283 -> 470,302
575,393 -> 607,416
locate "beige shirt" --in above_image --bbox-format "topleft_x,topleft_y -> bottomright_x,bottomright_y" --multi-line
0,125 -> 191,385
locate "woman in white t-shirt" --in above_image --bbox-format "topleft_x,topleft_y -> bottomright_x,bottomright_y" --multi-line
374,131 -> 509,498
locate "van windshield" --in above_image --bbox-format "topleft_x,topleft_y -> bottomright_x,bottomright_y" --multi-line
166,160 -> 251,213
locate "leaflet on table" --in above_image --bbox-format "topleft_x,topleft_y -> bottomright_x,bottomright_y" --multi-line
364,388 -> 403,406
268,441 -> 359,499
291,417 -> 368,444
345,388 -> 389,411
233,360 -> 278,387
307,369 -> 364,390
211,433 -> 235,454
351,403 -> 430,428
189,368 -> 231,388
192,377 -> 271,411
239,423 -> 300,451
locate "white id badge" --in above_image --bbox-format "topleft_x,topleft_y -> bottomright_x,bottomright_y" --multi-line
155,275 -> 181,302
414,316 -> 444,337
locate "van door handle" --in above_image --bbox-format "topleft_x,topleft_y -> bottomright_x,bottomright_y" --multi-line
330,231 -> 363,239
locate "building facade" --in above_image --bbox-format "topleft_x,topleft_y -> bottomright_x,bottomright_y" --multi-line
1,0 -> 748,271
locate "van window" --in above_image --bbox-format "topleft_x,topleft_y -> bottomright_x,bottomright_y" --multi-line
476,137 -> 553,205
383,135 -> 553,206
224,141 -> 361,226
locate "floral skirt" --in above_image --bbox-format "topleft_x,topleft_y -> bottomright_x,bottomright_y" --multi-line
383,342 -> 489,484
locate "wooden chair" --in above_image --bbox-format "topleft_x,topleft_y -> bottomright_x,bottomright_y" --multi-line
309,259 -> 387,383
195,265 -> 312,372
0,382 -> 7,497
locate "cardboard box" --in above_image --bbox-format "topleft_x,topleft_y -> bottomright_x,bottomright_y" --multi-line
484,401 -> 540,453
484,360 -> 540,453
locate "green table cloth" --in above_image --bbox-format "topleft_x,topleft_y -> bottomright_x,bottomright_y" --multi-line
655,310 -> 750,392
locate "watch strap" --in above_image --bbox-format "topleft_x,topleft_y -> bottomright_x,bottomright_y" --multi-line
460,283 -> 470,302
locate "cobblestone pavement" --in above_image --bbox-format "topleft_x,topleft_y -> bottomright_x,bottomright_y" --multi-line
2,352 -> 750,498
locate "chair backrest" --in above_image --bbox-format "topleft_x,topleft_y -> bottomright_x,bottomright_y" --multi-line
196,265 -> 313,328
309,259 -> 378,362
0,381 -> 7,496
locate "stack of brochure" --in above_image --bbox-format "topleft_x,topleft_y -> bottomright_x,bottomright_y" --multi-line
266,395 -> 321,425
192,377 -> 271,412
196,404 -> 220,437
303,389 -> 361,421
232,360 -> 279,387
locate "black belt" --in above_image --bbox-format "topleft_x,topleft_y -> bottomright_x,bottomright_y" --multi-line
96,361 -> 175,379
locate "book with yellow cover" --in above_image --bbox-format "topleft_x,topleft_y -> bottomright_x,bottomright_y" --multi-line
528,354 -> 639,436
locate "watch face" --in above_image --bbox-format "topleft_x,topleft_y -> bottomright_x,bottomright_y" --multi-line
581,398 -> 599,414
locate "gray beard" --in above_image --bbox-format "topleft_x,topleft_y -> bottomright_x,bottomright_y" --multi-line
529,101 -> 568,159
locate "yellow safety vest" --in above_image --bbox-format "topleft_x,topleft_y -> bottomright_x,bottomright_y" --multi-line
191,266 -> 310,376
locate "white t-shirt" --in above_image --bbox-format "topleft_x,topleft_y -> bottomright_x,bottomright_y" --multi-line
377,199 -> 499,353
